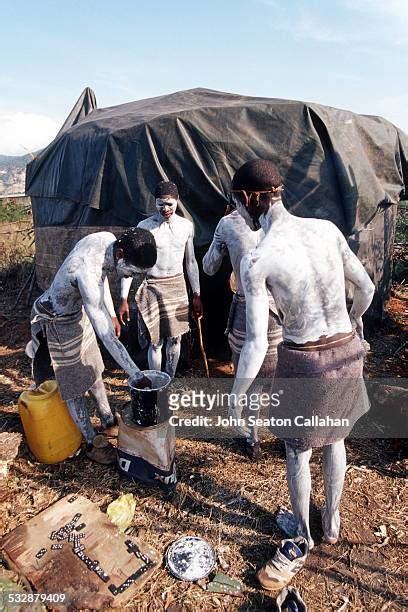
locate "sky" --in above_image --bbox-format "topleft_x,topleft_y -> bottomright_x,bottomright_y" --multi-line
1,0 -> 407,155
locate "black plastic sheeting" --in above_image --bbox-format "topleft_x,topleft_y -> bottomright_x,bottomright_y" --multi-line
27,87 -> 407,233
26,87 -> 407,329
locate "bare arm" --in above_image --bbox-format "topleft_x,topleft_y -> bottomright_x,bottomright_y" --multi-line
232,254 -> 270,394
118,277 -> 134,324
185,226 -> 200,294
77,275 -> 142,379
120,277 -> 133,299
338,233 -> 375,337
103,277 -> 116,317
202,221 -> 227,276
104,276 -> 121,336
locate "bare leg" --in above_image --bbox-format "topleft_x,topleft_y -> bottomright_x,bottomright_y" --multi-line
66,396 -> 96,444
148,339 -> 164,371
321,439 -> 346,543
232,350 -> 259,445
165,336 -> 181,378
285,442 -> 314,549
89,377 -> 115,428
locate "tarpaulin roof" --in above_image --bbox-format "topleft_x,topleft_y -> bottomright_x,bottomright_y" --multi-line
26,87 -> 407,322
26,87 -> 407,245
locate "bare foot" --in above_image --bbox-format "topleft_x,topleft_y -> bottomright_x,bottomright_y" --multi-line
323,535 -> 338,544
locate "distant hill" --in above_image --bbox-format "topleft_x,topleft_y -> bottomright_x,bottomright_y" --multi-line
0,153 -> 32,197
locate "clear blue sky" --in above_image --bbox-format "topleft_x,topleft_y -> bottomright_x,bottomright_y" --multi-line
1,0 -> 407,154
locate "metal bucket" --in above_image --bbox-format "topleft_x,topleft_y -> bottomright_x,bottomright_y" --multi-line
128,370 -> 171,427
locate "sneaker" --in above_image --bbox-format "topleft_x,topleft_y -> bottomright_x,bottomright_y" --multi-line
256,537 -> 308,591
275,507 -> 314,550
276,586 -> 307,612
86,435 -> 117,465
275,507 -> 298,538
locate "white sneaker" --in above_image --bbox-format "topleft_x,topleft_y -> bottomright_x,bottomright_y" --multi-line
257,537 -> 308,591
276,586 -> 308,611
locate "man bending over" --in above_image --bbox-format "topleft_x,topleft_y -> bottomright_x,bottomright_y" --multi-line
27,229 -> 156,463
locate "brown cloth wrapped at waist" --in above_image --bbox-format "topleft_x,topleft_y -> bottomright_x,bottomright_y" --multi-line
226,294 -> 283,377
135,273 -> 190,347
283,331 -> 354,352
272,333 -> 370,450
27,298 -> 104,401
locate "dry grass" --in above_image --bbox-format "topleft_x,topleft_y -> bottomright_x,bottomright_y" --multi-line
0,239 -> 407,610
1,320 -> 407,611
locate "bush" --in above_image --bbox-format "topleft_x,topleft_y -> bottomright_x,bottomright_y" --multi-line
0,197 -> 32,223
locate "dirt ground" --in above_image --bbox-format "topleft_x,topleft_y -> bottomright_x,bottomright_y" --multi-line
0,262 -> 407,610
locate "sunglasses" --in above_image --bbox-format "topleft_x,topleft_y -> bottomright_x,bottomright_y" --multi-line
229,189 -> 280,209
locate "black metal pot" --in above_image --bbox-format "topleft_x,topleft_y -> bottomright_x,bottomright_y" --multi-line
128,369 -> 171,427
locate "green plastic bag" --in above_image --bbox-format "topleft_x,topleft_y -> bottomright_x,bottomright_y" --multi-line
106,493 -> 136,532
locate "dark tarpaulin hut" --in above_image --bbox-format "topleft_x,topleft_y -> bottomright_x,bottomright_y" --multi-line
26,87 -> 407,350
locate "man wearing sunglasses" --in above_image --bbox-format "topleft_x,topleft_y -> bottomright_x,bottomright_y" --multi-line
202,202 -> 282,459
228,159 -> 374,586
119,181 -> 203,378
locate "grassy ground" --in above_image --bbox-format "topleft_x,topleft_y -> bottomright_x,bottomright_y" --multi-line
0,213 -> 407,611
0,197 -> 31,224
0,198 -> 33,281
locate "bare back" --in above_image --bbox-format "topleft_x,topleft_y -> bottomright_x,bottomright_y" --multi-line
40,232 -> 115,316
242,212 -> 357,344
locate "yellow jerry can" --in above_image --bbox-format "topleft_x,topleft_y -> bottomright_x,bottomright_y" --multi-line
18,380 -> 82,464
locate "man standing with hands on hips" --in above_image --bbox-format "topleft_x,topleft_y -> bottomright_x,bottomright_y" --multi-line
119,181 -> 203,378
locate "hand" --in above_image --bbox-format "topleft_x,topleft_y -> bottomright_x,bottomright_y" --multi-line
350,314 -> 363,339
192,294 -> 203,319
111,316 -> 121,337
119,299 -> 130,325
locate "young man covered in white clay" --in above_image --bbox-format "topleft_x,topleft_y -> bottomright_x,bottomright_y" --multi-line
228,159 -> 374,589
27,229 -> 156,463
119,181 -> 203,378
202,205 -> 282,458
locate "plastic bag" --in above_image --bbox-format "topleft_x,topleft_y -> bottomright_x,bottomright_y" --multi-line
106,493 -> 136,532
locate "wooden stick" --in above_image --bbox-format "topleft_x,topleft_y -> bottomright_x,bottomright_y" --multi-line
197,316 -> 210,378
25,267 -> 36,306
11,269 -> 33,310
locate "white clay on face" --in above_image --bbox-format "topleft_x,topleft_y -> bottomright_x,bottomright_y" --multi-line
120,203 -> 201,377
155,197 -> 178,220
115,258 -> 145,278
235,201 -> 258,232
